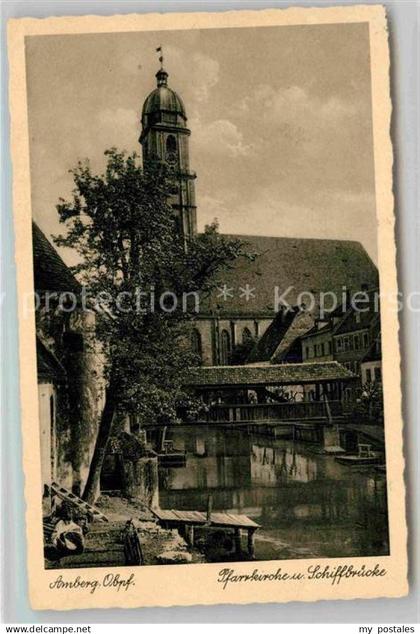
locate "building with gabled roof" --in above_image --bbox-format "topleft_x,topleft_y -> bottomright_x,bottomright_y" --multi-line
296,289 -> 381,380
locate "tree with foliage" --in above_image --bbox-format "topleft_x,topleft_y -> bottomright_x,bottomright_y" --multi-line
352,380 -> 384,424
55,149 -> 245,503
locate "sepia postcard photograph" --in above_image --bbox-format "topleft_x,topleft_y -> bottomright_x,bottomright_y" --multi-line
7,4 -> 407,610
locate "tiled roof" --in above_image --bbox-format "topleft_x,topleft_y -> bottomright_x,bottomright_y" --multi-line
200,235 -> 378,317
300,321 -> 332,340
185,361 -> 355,387
274,337 -> 304,364
333,288 -> 380,335
299,290 -> 380,342
36,337 -> 66,382
32,222 -> 81,294
247,308 -> 298,362
271,311 -> 315,363
248,308 -> 314,363
333,307 -> 380,336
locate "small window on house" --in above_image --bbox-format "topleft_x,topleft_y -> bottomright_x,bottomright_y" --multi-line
363,332 -> 369,347
366,368 -> 372,383
354,334 -> 360,350
321,343 -> 325,356
374,366 -> 382,382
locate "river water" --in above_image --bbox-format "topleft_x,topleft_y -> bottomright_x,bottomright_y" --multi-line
158,426 -> 389,561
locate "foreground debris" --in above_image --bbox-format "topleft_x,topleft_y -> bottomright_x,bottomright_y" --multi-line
45,494 -> 203,569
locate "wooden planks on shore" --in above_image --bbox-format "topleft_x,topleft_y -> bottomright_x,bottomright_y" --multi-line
152,508 -> 259,529
151,507 -> 260,558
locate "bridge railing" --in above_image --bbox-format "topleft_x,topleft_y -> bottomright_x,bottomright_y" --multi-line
199,400 -> 343,423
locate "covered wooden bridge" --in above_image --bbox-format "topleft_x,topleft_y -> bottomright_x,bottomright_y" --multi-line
184,361 -> 356,425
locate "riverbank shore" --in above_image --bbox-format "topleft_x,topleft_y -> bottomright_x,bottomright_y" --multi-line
96,495 -> 205,565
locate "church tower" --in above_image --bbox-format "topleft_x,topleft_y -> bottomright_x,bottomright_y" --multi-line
140,65 -> 197,239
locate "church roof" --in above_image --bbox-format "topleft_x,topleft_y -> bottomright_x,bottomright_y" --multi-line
200,235 -> 378,318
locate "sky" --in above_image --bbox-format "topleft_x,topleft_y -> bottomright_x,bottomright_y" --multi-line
25,22 -> 378,264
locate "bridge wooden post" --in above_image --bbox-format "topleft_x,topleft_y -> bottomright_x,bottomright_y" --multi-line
234,528 -> 241,554
185,524 -> 195,546
247,528 -> 256,558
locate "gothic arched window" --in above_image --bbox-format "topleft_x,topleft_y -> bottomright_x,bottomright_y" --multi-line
220,330 -> 231,365
191,328 -> 202,361
242,327 -> 252,344
166,134 -> 177,153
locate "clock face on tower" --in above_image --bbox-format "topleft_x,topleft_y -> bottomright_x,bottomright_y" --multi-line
166,150 -> 177,165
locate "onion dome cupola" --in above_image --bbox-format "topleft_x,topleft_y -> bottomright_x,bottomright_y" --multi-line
139,62 -> 197,241
141,68 -> 187,134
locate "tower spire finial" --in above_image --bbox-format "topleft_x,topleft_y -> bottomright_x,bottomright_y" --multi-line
156,45 -> 164,69
155,46 -> 168,87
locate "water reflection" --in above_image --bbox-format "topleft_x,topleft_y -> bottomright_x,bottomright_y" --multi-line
158,426 -> 389,560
